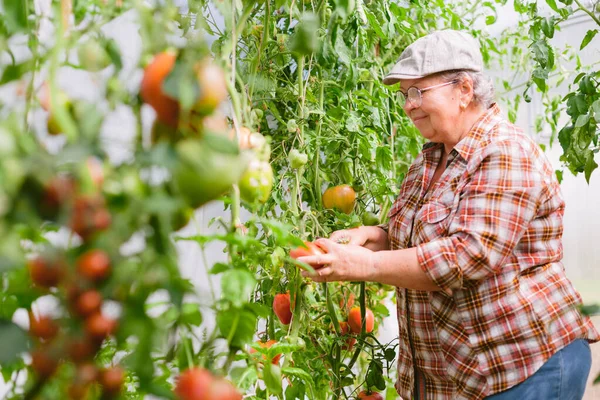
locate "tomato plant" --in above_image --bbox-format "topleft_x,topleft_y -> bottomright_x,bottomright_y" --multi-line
0,0 -> 546,398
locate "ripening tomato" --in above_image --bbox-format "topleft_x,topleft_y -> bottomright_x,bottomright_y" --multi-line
70,195 -> 111,240
175,367 -> 242,400
73,362 -> 98,386
99,366 -> 125,396
322,184 -> 356,214
249,339 -> 282,364
357,390 -> 384,400
228,127 -> 265,150
41,175 -> 77,218
194,61 -> 228,115
28,312 -> 59,340
238,159 -> 273,203
28,256 -> 66,288
85,157 -> 104,189
30,348 -> 59,378
338,321 -> 356,351
289,241 -> 325,260
67,335 -> 98,363
339,291 -> 355,313
72,290 -> 103,318
273,293 -> 292,325
140,51 -> 180,128
348,307 -> 374,334
85,313 -> 117,340
77,249 -> 111,282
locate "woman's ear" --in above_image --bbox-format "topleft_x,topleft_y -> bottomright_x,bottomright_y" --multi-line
459,76 -> 474,107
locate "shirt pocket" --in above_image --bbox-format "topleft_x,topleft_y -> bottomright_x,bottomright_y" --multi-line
413,198 -> 454,244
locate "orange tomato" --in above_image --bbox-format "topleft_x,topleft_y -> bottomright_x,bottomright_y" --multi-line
140,51 -> 180,128
76,249 -> 111,282
322,184 -> 356,214
347,307 -> 374,334
249,339 -> 282,364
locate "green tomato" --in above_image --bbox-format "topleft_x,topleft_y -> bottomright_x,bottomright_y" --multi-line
239,159 -> 274,203
173,135 -> 250,208
287,119 -> 298,133
289,149 -> 308,169
361,211 -> 380,226
77,39 -> 111,72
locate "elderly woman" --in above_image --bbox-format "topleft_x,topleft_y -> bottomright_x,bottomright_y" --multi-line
298,30 -> 599,399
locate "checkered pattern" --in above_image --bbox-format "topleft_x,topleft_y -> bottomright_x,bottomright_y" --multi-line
387,104 -> 599,400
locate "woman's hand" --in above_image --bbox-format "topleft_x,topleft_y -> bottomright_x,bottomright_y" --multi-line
329,226 -> 389,251
329,227 -> 370,246
298,238 -> 375,283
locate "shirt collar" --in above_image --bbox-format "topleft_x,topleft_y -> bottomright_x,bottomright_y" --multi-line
421,103 -> 502,160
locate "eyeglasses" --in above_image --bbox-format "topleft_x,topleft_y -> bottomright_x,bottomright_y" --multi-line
397,79 -> 459,108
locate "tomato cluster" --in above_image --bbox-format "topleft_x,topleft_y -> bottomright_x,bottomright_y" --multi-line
25,167 -> 124,398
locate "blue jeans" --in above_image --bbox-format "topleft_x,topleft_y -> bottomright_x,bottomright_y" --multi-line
486,339 -> 592,400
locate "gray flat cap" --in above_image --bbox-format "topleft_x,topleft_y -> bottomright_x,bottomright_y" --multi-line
383,29 -> 483,85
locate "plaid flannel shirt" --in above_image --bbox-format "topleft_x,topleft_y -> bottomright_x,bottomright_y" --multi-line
387,104 -> 599,400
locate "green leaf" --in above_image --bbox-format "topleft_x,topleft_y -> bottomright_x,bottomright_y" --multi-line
531,40 -> 550,68
574,114 -> 590,128
555,169 -> 563,183
221,269 -> 256,308
584,150 -> 598,184
365,11 -> 386,39
180,303 -> 202,326
580,29 -> 598,50
0,319 -> 30,364
0,59 -> 35,85
264,362 -> 283,395
217,308 -> 256,348
541,17 -> 555,38
579,303 -> 600,316
566,95 -> 588,117
545,0 -> 559,12
1,0 -> 28,33
209,262 -> 231,274
345,113 -> 361,132
591,100 -> 600,120
485,15 -> 497,25
230,366 -> 258,391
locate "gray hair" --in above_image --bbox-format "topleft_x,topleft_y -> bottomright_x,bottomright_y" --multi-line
438,70 -> 496,109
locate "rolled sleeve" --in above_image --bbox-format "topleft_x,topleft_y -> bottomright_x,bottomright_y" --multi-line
416,142 -> 545,291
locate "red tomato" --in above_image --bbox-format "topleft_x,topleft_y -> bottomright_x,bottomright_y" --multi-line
85,313 -> 117,340
99,366 -> 125,396
289,241 -> 325,260
73,290 -> 103,318
30,348 -> 59,378
249,339 -> 282,364
322,184 -> 356,214
175,367 -> 241,400
67,335 -> 98,363
28,256 -> 65,288
273,293 -> 292,325
357,390 -> 384,400
77,249 -> 111,282
28,312 -> 59,340
348,307 -> 374,334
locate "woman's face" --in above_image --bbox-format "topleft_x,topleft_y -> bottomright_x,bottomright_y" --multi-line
399,75 -> 463,145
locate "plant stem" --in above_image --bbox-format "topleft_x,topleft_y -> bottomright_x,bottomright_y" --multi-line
574,0 -> 600,26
